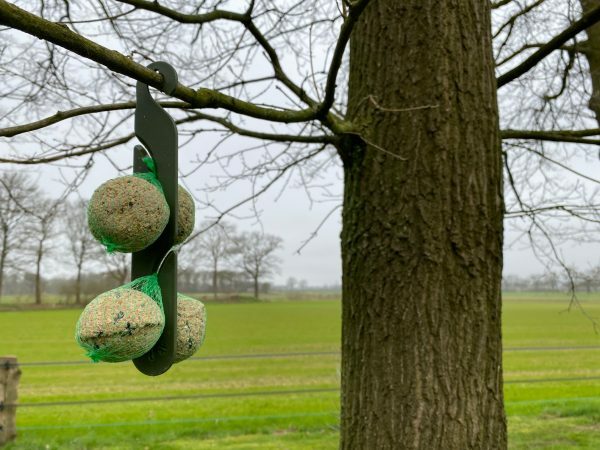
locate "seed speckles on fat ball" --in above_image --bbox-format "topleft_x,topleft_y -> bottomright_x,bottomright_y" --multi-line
88,176 -> 169,253
173,293 -> 206,363
175,186 -> 195,245
76,288 -> 164,363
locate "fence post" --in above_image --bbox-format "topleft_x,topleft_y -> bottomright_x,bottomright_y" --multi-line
0,357 -> 20,446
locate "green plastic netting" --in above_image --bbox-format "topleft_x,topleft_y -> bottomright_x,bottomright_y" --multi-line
75,274 -> 165,363
134,156 -> 164,193
174,293 -> 207,364
87,157 -> 169,254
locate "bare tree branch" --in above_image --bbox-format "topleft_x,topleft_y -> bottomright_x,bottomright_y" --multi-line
117,0 -> 321,109
491,0 -> 514,9
1,107 -> 332,164
115,0 -> 246,24
0,0 -> 360,134
0,1 -> 344,128
497,4 -> 600,87
316,0 -> 371,118
501,128 -> 600,144
0,100 -> 335,146
186,111 -> 336,144
0,101 -> 180,137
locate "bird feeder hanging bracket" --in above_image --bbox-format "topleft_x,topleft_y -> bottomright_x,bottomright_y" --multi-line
131,61 -> 179,376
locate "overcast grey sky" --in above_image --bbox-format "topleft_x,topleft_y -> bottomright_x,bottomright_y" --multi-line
25,140 -> 599,287
2,0 -> 598,287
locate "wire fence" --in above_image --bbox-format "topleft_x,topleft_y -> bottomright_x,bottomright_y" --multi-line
17,395 -> 600,432
5,345 -> 600,368
6,375 -> 600,410
6,387 -> 340,409
5,350 -> 339,368
3,346 -> 600,409
16,411 -> 341,431
5,346 -> 600,435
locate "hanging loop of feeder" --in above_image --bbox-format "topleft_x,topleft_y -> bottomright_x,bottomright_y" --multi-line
132,61 -> 179,376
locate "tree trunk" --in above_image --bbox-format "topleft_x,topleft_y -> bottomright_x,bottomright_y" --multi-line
581,0 -> 600,120
340,1 -> 506,449
75,264 -> 82,305
253,275 -> 259,300
35,242 -> 43,305
213,258 -> 218,300
0,231 -> 7,301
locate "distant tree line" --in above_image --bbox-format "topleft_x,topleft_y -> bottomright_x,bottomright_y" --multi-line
0,171 -> 283,304
178,222 -> 283,300
4,171 -> 598,304
2,268 -> 276,303
503,266 -> 600,293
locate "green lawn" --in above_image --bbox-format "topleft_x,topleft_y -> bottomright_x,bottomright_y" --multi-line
0,295 -> 599,449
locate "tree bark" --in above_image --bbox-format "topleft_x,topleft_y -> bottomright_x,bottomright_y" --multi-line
581,1 -> 600,120
34,242 -> 42,305
253,275 -> 259,300
75,264 -> 82,305
0,230 -> 7,301
340,1 -> 506,448
213,258 -> 218,300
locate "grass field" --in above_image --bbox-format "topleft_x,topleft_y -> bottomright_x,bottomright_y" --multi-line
0,293 -> 599,449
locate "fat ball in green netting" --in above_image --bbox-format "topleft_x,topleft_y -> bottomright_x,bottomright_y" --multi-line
88,175 -> 169,253
175,185 -> 195,245
75,275 -> 164,363
173,293 -> 207,363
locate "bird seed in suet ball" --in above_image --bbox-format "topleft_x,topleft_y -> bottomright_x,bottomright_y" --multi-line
88,175 -> 169,253
76,288 -> 164,362
175,185 -> 195,245
173,293 -> 206,363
